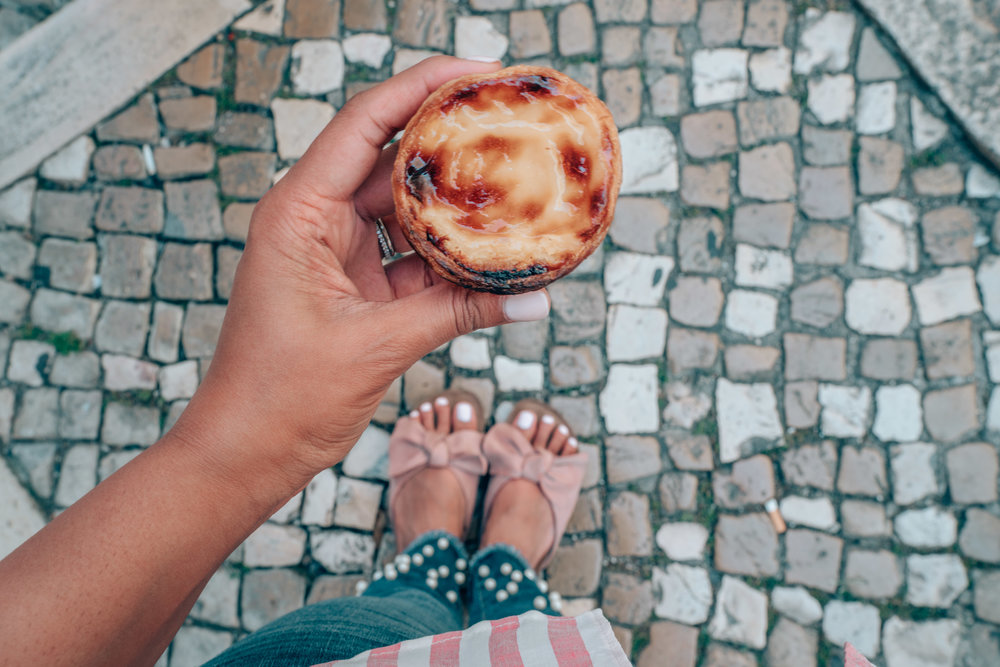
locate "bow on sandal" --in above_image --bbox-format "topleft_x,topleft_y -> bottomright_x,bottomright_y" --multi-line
388,391 -> 488,535
481,401 -> 588,569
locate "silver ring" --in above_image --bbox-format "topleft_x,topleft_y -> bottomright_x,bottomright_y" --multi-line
374,218 -> 396,260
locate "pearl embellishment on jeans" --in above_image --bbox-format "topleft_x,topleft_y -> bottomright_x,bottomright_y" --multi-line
525,569 -> 536,580
506,581 -> 518,595
456,559 -> 467,571
455,572 -> 466,585
384,565 -> 397,581
438,565 -> 450,577
397,561 -> 409,574
426,578 -> 437,589
484,578 -> 497,591
412,554 -> 424,566
446,590 -> 458,603
437,537 -> 450,550
478,565 -> 490,578
496,590 -> 509,602
500,562 -> 513,575
511,570 -> 523,583
356,581 -> 369,595
427,569 -> 438,580
533,595 -> 547,610
422,544 -> 435,557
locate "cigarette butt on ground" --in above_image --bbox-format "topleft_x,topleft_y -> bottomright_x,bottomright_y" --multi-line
764,498 -> 786,534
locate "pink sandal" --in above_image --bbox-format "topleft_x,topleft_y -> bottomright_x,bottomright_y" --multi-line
481,399 -> 588,569
388,390 -> 488,536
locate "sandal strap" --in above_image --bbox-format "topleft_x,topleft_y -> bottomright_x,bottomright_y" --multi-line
481,423 -> 588,569
388,416 -> 487,532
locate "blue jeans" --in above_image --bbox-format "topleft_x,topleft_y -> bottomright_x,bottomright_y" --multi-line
206,532 -> 559,666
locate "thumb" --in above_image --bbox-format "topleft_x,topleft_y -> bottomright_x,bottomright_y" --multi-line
381,282 -> 550,357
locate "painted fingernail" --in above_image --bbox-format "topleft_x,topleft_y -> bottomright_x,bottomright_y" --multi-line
541,414 -> 555,425
503,291 -> 549,322
420,402 -> 432,412
463,56 -> 501,63
435,396 -> 449,406
456,402 -> 473,422
557,424 -> 570,436
516,410 -> 535,430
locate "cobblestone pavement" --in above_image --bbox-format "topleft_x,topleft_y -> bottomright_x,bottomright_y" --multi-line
1,0 -> 1000,665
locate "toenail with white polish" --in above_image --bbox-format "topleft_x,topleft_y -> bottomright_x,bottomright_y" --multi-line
410,411 -> 419,418
420,402 -> 432,412
516,410 -> 535,429
567,437 -> 578,450
456,402 -> 473,422
435,396 -> 449,406
557,424 -> 569,435
541,414 -> 555,425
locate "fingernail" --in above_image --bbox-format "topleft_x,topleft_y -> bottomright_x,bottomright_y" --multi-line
516,410 -> 535,430
463,56 -> 501,63
541,414 -> 555,425
420,402 -> 432,412
435,396 -> 449,406
503,291 -> 549,322
456,402 -> 473,422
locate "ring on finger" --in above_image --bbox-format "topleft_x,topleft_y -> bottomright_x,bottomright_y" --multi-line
374,218 -> 396,260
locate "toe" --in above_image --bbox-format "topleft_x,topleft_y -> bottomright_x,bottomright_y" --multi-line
434,396 -> 451,433
419,402 -> 434,430
453,401 -> 477,431
563,436 -> 579,456
534,414 -> 556,450
514,409 -> 538,443
549,423 -> 571,454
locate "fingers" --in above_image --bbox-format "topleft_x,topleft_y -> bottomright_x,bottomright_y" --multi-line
384,254 -> 440,299
285,56 -> 502,204
354,143 -> 399,222
377,282 -> 551,360
376,213 -> 412,256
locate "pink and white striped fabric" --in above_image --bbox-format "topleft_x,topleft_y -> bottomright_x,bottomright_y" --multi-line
314,610 -> 630,667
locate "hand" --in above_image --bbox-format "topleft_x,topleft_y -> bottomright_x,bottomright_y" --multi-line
172,56 -> 551,493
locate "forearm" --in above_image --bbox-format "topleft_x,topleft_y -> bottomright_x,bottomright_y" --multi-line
0,413 -> 297,666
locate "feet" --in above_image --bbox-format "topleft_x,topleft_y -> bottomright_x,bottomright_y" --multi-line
479,402 -> 578,570
393,394 -> 480,552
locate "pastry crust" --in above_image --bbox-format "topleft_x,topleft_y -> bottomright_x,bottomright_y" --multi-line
392,66 -> 622,294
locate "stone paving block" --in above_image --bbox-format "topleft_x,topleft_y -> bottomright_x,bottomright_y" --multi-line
93,187 -> 164,238
743,0 -> 786,46
767,618 -> 817,667
548,279 -> 606,343
601,572 -> 654,625
235,39 -> 290,106
342,35 -> 392,69
0,279 -> 29,324
841,500 -> 890,537
9,442 -> 57,500
857,81 -> 896,134
311,530 -> 376,575
181,303 -> 226,358
974,570 -> 1000,624
160,95 -> 216,132
739,143 -> 795,201
681,110 -> 738,159
823,600 -> 880,659
732,202 -> 794,249
30,289 -> 101,340
190,568 -> 240,628
33,190 -> 98,240
102,354 -> 157,391
772,585 -> 823,626
177,43 -> 225,90
712,455 -> 774,509
557,4 -> 596,57
856,27 -> 902,81
50,351 -> 100,388
648,72 -> 682,117
96,93 -> 159,143
95,300 -> 150,356
215,112 -> 275,151
883,618 -> 961,667
605,252 -> 672,307
243,522 -> 307,567
845,277 -> 911,335
857,137 -> 904,195
58,390 -> 101,441
609,197 -> 670,254
494,355 -> 543,392
508,10 -> 550,59
333,477 -> 382,531
860,338 -> 918,380
241,568 -> 306,632
857,198 -> 918,271
0,230 -> 35,280
960,509 -> 1000,563
39,136 -> 93,186
602,26 -> 640,66
789,277 -> 842,328
651,0 -> 695,24
780,495 -> 837,531
873,385 -> 923,443
895,506 -> 958,548
148,302 -> 183,364
967,163 -> 1000,197
784,334 -> 846,381
785,529 -> 843,592
659,472 -> 698,512
164,180 -> 224,240
215,246 -> 241,300
566,488 -> 602,533
910,97 -> 949,152
159,361 -> 199,402
889,442 -> 939,504
101,402 -> 160,446
708,576 -> 767,649
643,26 -> 683,69
837,446 -> 886,497
651,564 -> 712,624
454,16 -> 507,61
341,425 -> 389,481
154,243 -> 214,301
496,321 -> 546,364
921,319 -> 974,379
290,40 -> 344,96
637,621 -> 697,667
677,216 -> 724,273
980,257 -> 1000,325
606,305 -> 667,363
0,178 -> 36,228
668,276 -> 724,328
802,125 -> 852,166
692,48 -> 748,106
602,67 -> 642,128
620,126 -> 678,194
680,162 -> 729,209
656,522 -> 708,561
923,206 -> 978,268
37,238 -> 97,293
607,491 -> 653,556
795,223 -> 849,265
749,46 -> 792,93
724,289 -> 777,339
923,384 -> 980,443
781,441 -> 836,491
737,97 -> 799,146
662,382 -> 711,429
913,163 -> 964,196
605,435 -> 661,484
907,553 -> 968,607
698,0 -> 743,46
7,340 -> 53,387
715,378 -> 781,463
795,9 -> 855,73
714,513 -> 779,577
808,74 -> 855,124
800,166 -> 853,219
724,344 -> 780,380
547,539 -> 602,596
154,144 -> 215,180
946,443 -> 999,504
845,548 -> 902,599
